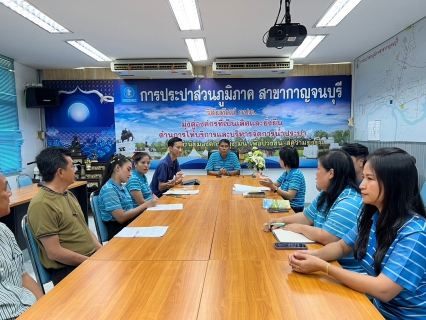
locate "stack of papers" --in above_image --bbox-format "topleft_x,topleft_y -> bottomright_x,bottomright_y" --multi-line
164,190 -> 199,195
115,226 -> 169,238
146,204 -> 183,211
232,184 -> 270,194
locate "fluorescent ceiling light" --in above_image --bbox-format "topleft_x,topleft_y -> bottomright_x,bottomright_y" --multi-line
0,0 -> 70,33
291,35 -> 326,58
66,40 -> 111,62
168,0 -> 202,31
315,0 -> 361,27
185,38 -> 207,61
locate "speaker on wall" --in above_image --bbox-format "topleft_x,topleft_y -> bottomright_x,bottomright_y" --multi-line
25,87 -> 60,108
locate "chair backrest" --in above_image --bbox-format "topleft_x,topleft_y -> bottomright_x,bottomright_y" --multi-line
208,149 -> 239,160
90,192 -> 109,243
21,215 -> 50,293
421,181 -> 426,207
16,174 -> 33,188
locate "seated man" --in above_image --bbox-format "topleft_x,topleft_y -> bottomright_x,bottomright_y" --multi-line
205,139 -> 241,176
150,137 -> 185,197
0,173 -> 43,318
28,147 -> 102,285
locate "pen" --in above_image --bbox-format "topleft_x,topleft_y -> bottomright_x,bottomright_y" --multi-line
134,230 -> 140,238
263,222 -> 285,227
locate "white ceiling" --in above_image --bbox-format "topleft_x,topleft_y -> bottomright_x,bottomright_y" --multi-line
1,0 -> 426,70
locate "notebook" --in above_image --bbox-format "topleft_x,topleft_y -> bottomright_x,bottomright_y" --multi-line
272,228 -> 315,243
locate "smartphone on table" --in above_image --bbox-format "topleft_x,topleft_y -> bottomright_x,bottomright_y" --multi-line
274,242 -> 308,250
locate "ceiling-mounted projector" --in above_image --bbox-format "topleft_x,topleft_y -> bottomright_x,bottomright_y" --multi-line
266,23 -> 307,48
265,0 -> 307,48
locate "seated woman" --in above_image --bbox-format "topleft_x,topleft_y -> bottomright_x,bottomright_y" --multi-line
288,148 -> 426,319
265,149 -> 364,273
258,146 -> 306,212
126,152 -> 158,207
99,153 -> 158,240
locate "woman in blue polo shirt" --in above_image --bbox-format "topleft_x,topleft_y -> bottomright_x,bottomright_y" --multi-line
126,152 -> 158,208
289,148 -> 426,319
259,146 -> 306,212
99,153 -> 158,240
265,149 -> 364,273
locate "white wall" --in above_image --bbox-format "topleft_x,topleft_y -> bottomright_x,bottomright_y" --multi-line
145,168 -> 319,204
6,62 -> 44,189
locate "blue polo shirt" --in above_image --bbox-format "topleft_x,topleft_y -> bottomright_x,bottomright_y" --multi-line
205,151 -> 241,172
276,168 -> 306,209
150,153 -> 181,197
99,179 -> 134,222
304,186 -> 364,273
126,171 -> 153,208
343,213 -> 426,319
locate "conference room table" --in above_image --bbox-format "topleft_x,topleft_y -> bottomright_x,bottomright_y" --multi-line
19,175 -> 383,319
2,180 -> 88,249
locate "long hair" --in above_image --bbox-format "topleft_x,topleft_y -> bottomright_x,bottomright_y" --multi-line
100,153 -> 130,188
354,148 -> 426,274
317,149 -> 360,218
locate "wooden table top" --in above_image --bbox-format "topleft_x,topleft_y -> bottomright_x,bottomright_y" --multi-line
10,180 -> 87,207
20,175 -> 383,319
210,198 -> 322,260
18,260 -> 207,320
198,260 -> 382,320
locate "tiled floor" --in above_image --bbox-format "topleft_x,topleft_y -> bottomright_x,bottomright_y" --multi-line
23,213 -> 97,293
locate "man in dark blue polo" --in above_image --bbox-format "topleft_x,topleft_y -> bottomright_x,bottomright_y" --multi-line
150,137 -> 185,197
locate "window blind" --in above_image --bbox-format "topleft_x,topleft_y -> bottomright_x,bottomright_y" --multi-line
0,54 -> 23,175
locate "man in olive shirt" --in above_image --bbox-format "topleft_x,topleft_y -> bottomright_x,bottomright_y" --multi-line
28,147 -> 102,285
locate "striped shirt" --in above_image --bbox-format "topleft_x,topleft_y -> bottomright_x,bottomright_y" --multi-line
126,171 -> 153,208
276,169 -> 306,208
99,179 -> 134,222
0,223 -> 36,319
343,213 -> 426,320
304,187 -> 364,273
205,152 -> 241,172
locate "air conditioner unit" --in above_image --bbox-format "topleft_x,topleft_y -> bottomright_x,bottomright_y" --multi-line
111,59 -> 194,79
212,58 -> 293,78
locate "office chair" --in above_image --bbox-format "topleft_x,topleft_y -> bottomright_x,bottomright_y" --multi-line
21,215 -> 51,294
16,173 -> 33,188
421,181 -> 426,207
90,191 -> 109,243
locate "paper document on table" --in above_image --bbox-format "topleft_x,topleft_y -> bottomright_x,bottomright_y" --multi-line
115,226 -> 169,238
146,204 -> 183,211
272,229 -> 315,243
233,184 -> 270,194
164,190 -> 199,195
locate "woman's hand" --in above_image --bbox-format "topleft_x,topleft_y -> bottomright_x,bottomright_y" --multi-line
283,223 -> 303,234
146,197 -> 159,208
263,219 -> 284,232
288,251 -> 327,274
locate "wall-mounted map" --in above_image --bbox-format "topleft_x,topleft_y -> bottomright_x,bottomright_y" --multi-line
354,17 -> 426,142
